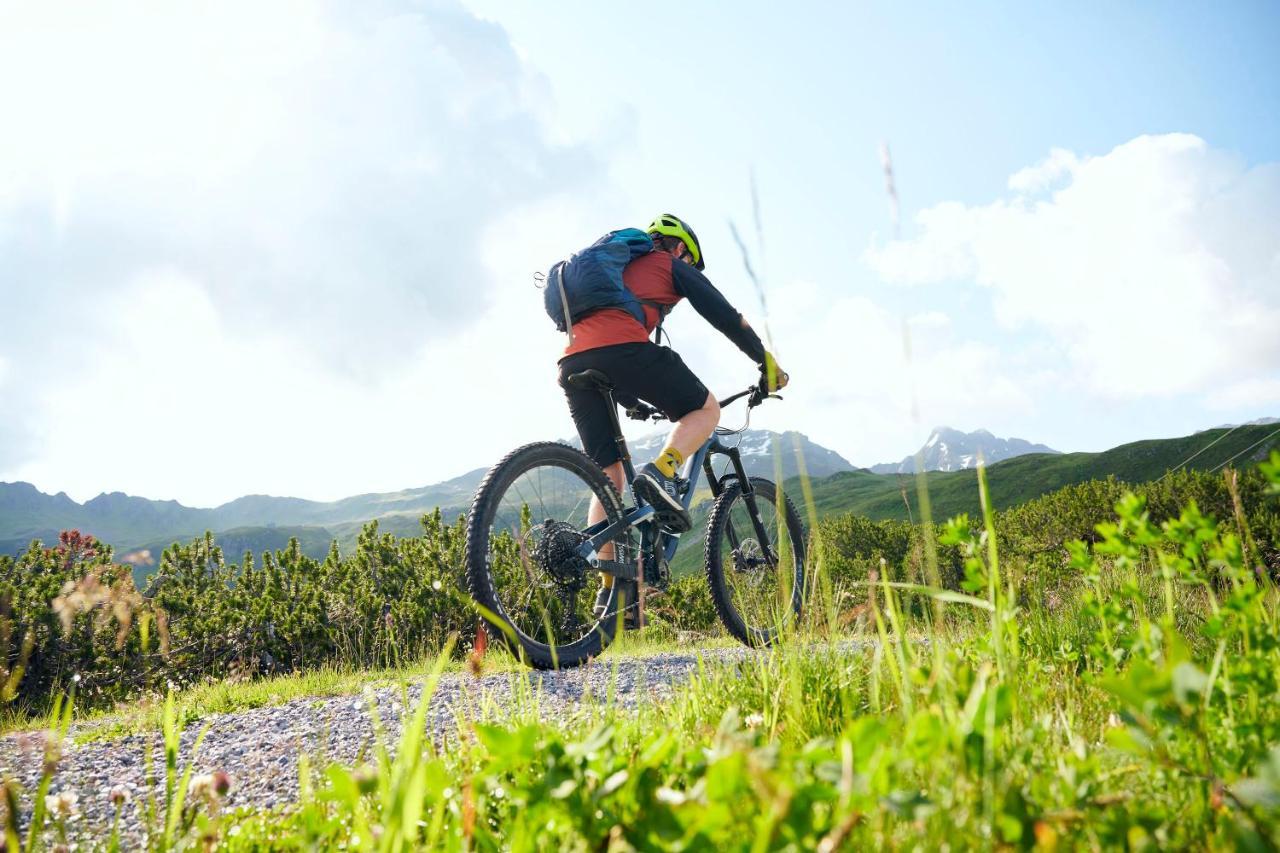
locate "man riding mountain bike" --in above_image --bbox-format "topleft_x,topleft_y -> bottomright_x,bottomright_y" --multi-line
554,213 -> 789,615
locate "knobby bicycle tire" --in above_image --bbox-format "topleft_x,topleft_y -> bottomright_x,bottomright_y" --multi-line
464,441 -> 627,669
703,477 -> 805,647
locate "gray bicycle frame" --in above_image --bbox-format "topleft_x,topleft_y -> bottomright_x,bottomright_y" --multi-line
573,421 -> 775,582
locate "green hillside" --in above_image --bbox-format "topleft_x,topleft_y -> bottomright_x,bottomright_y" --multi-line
793,423 -> 1280,523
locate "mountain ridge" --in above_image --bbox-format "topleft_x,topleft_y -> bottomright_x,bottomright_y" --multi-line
870,426 -> 1060,474
0,429 -> 853,556
6,423 -> 1278,571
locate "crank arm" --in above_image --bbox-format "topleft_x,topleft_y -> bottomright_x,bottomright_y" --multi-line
589,559 -> 639,582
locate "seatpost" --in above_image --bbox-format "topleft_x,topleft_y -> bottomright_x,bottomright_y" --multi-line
603,391 -> 637,483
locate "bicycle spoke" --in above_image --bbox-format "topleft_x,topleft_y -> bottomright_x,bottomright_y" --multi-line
479,458 -> 624,652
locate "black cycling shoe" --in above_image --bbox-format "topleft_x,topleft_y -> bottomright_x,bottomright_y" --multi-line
633,462 -> 692,533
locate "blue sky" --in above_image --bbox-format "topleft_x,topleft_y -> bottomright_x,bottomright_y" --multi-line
0,0 -> 1277,505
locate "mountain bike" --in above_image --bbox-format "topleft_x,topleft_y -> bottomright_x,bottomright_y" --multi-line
464,368 -> 806,669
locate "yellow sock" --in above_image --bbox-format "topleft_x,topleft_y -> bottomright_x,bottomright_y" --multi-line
653,446 -> 684,478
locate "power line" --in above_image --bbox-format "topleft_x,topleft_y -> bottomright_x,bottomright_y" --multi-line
1208,424 -> 1280,474
1159,423 -> 1244,480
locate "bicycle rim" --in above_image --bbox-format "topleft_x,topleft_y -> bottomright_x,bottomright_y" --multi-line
473,446 -> 631,659
710,481 -> 803,643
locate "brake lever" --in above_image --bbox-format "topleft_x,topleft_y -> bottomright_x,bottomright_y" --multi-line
746,388 -> 783,408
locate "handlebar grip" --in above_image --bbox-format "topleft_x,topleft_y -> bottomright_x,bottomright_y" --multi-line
625,402 -> 658,421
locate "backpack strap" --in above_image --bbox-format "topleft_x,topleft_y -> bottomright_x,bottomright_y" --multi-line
638,299 -> 672,346
554,262 -> 575,345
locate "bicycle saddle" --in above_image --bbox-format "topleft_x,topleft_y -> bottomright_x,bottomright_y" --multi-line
566,369 -> 614,392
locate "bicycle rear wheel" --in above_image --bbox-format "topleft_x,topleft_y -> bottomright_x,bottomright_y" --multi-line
704,477 -> 805,647
465,441 -> 633,669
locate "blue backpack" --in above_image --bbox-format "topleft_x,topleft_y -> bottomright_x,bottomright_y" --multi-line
544,228 -> 655,333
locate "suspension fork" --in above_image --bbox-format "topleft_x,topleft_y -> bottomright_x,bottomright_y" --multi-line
706,439 -> 777,561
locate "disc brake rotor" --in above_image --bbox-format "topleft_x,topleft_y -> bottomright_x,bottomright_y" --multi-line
733,538 -> 769,572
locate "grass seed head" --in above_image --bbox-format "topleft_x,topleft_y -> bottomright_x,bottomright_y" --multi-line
45,789 -> 78,820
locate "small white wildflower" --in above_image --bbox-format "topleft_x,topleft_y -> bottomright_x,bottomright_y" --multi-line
71,673 -> 82,684
492,785 -> 505,799
46,790 -> 79,819
745,712 -> 765,729
189,773 -> 215,799
1106,712 -> 1123,729
442,787 -> 454,799
431,579 -> 442,591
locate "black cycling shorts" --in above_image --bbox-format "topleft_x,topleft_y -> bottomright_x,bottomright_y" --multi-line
558,342 -> 710,468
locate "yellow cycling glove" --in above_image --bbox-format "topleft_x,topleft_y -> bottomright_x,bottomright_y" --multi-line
761,352 -> 789,393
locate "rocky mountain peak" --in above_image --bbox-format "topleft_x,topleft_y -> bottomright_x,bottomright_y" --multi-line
871,427 -> 1059,475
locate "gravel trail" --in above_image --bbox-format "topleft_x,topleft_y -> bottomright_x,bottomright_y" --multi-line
0,646 -> 754,842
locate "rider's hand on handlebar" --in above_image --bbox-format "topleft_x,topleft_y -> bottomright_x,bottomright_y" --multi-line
625,401 -> 658,421
759,352 -> 789,394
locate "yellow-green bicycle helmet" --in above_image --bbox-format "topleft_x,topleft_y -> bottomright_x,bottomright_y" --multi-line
646,213 -> 705,270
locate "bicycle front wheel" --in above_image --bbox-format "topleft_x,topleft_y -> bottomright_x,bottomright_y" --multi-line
704,477 -> 805,647
465,442 -> 632,669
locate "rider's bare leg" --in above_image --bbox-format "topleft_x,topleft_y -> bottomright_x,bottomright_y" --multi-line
591,460 -> 625,587
665,392 -> 720,462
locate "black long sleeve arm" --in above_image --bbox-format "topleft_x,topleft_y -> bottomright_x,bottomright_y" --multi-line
670,260 -> 767,364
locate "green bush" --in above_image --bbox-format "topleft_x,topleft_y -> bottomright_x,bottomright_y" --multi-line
0,513 -> 479,713
811,466 -> 1280,621
0,530 -> 143,707
149,511 -> 475,682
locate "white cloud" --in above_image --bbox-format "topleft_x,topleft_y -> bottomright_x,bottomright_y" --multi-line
907,311 -> 951,330
0,1 -> 601,368
1206,378 -> 1280,411
865,134 -> 1280,399
0,0 -> 620,500
727,280 -> 1038,468
6,264 -> 580,506
1007,147 -> 1079,193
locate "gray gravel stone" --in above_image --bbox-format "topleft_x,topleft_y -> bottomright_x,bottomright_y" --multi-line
0,645 -> 769,845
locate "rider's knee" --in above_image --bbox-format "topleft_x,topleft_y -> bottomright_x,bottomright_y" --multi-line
702,393 -> 720,421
